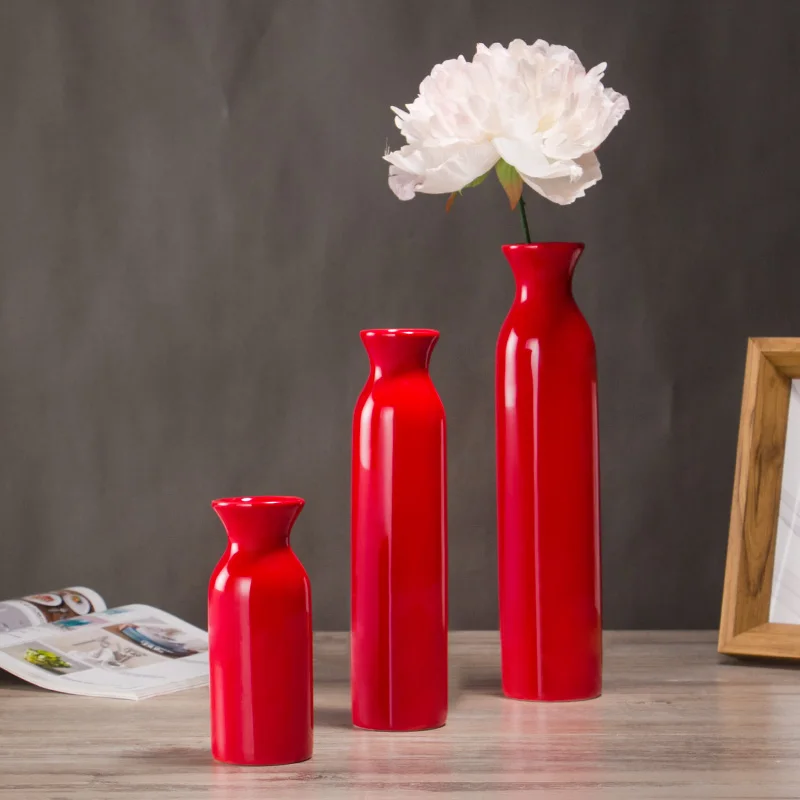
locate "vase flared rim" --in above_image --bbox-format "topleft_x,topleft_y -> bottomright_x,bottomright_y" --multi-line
212,495 -> 305,509
503,242 -> 585,251
361,328 -> 439,338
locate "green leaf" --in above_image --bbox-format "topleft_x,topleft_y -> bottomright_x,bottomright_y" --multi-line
464,170 -> 491,189
446,169 -> 495,213
495,159 -> 523,210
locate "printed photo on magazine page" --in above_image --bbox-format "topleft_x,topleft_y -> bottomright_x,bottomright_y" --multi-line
0,587 -> 106,632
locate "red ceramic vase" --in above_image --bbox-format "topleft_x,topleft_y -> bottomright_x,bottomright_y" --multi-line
351,328 -> 448,731
496,243 -> 602,702
208,496 -> 313,764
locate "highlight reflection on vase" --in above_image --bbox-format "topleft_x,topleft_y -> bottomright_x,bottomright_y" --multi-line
351,328 -> 448,731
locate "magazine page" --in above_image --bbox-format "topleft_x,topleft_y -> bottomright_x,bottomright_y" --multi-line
0,587 -> 106,633
0,604 -> 208,700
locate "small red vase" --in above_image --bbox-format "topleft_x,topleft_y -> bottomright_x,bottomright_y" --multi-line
208,496 -> 312,764
496,243 -> 602,702
351,328 -> 448,731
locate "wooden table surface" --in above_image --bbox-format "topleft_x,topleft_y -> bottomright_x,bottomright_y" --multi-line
1,631 -> 799,799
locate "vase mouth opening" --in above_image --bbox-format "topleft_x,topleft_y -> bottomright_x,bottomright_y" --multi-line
361,328 -> 439,339
211,495 -> 305,509
502,242 -> 585,252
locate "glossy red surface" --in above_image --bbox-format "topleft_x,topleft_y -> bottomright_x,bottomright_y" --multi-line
208,496 -> 312,764
351,329 -> 448,731
496,243 -> 602,702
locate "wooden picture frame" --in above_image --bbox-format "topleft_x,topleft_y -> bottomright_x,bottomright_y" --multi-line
719,338 -> 800,659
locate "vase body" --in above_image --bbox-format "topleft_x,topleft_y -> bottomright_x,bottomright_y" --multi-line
351,328 -> 448,731
208,496 -> 312,764
496,243 -> 601,702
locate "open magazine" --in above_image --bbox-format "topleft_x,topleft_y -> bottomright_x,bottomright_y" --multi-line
0,587 -> 208,700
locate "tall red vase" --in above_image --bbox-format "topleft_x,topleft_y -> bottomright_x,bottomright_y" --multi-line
208,496 -> 313,764
496,243 -> 601,702
351,328 -> 448,731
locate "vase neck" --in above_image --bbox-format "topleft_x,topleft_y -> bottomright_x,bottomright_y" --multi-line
212,496 -> 304,554
361,329 -> 439,379
503,243 -> 584,304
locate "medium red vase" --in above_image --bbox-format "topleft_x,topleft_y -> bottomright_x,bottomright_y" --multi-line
496,243 -> 602,702
351,328 -> 448,731
208,496 -> 312,764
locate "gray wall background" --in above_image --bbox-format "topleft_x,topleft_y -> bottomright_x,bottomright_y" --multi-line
0,0 -> 798,630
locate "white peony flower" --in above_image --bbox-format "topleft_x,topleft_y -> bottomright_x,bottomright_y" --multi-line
385,39 -> 629,206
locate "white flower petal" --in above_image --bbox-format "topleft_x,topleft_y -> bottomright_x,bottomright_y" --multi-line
384,144 -> 424,173
586,62 -> 607,83
385,142 -> 498,195
388,166 -> 421,201
493,136 -> 578,180
521,152 -> 602,205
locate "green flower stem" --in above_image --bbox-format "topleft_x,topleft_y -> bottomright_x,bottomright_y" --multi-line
518,195 -> 532,244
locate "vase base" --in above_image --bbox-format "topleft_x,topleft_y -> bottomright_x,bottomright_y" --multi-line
353,721 -> 446,732
212,752 -> 312,767
503,689 -> 601,703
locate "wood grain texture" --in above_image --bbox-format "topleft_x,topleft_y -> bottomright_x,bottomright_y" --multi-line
720,622 -> 800,658
2,632 -> 800,799
719,338 -> 797,658
757,338 -> 800,377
